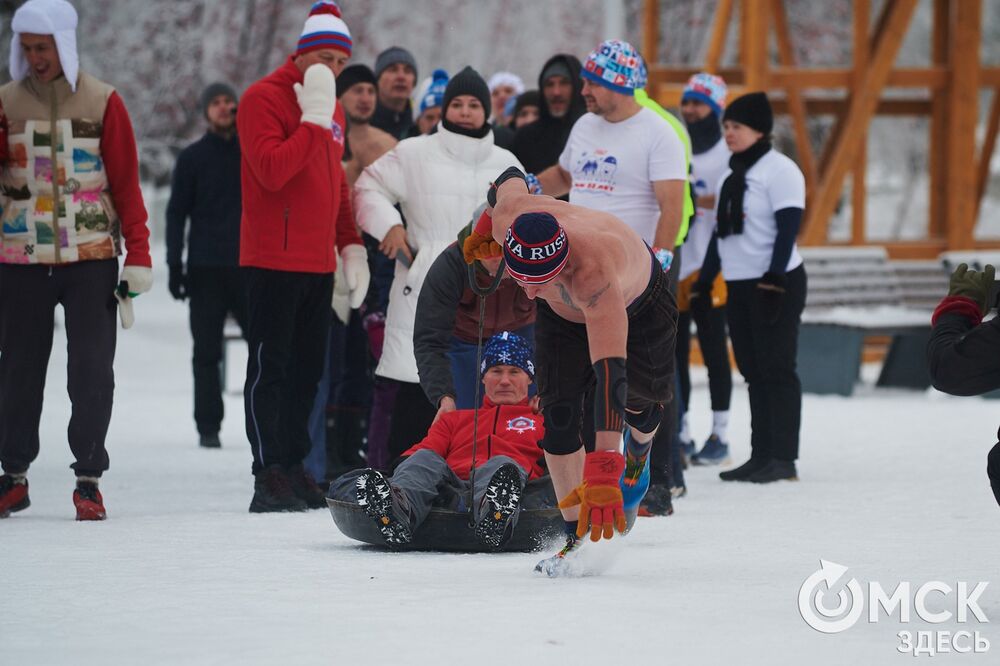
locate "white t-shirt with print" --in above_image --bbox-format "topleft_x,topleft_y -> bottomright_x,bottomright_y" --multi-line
679,137 -> 730,281
713,149 -> 805,281
558,108 -> 687,245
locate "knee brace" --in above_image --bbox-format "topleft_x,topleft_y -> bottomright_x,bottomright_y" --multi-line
593,357 -> 628,433
541,399 -> 584,455
624,402 -> 664,435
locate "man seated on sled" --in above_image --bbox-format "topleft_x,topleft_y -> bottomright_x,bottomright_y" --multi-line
328,331 -> 546,549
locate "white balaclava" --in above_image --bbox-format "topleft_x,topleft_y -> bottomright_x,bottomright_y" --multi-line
9,0 -> 79,91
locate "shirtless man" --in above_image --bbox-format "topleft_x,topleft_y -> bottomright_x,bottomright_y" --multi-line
337,64 -> 397,185
465,167 -> 677,573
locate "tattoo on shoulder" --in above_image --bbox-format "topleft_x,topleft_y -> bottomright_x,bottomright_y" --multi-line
585,282 -> 611,309
557,283 -> 581,311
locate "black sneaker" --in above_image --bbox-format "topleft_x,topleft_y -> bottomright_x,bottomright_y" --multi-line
747,459 -> 798,484
249,465 -> 308,513
475,463 -> 523,550
199,433 -> 221,448
638,482 -> 674,518
0,474 -> 29,518
286,464 -> 327,509
355,469 -> 413,545
719,457 -> 770,482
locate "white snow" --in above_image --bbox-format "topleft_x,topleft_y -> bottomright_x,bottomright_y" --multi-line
4,257 -> 1000,665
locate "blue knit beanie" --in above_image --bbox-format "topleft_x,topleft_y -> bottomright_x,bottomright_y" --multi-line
481,331 -> 534,379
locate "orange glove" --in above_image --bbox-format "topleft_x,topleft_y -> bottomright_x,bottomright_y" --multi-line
558,451 -> 627,542
462,208 -> 502,264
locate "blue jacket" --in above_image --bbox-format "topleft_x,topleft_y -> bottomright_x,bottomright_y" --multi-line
166,131 -> 242,267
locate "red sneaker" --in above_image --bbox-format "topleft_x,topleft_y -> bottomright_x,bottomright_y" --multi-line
73,481 -> 106,521
0,474 -> 29,517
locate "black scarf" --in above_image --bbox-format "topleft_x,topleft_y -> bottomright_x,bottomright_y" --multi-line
442,118 -> 491,139
716,139 -> 771,238
687,113 -> 721,155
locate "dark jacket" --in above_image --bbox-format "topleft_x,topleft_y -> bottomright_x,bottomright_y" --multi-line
927,309 -> 1000,396
508,54 -> 586,175
372,99 -> 415,140
166,131 -> 242,268
414,242 -> 535,408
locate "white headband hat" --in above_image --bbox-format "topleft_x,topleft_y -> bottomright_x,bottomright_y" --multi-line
487,71 -> 524,95
9,0 -> 79,92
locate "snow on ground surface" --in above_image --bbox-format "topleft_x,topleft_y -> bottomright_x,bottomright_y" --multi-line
3,259 -> 1000,666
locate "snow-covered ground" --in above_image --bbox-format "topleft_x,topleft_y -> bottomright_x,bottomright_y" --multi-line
4,259 -> 1000,666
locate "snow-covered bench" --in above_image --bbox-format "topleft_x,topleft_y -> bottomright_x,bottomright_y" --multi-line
797,247 -> 941,395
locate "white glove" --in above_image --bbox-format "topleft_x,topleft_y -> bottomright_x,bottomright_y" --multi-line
120,265 -> 153,297
331,260 -> 351,325
293,64 -> 336,127
340,244 -> 370,310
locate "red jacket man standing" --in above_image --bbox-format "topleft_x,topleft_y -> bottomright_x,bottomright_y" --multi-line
239,0 -> 369,513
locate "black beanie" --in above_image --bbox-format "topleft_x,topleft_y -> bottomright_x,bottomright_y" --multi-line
722,92 -> 773,135
337,64 -> 377,98
512,90 -> 541,118
201,82 -> 237,116
443,66 -> 491,120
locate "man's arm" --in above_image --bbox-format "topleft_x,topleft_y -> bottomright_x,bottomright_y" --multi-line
652,178 -> 685,250
101,92 -> 150,267
165,148 -> 194,267
401,411 -> 455,458
414,248 -> 465,409
928,314 -> 1000,396
535,164 -> 572,198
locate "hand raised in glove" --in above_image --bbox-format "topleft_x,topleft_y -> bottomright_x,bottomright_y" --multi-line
558,450 -> 627,542
294,64 -> 336,127
948,263 -> 996,315
168,264 -> 187,301
755,271 -> 786,325
340,244 -> 370,310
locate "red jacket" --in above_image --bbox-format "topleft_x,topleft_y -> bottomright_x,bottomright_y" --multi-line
403,398 -> 546,480
238,57 -> 361,273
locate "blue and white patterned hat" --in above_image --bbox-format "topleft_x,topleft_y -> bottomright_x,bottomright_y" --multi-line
481,331 -> 534,379
682,72 -> 728,117
581,39 -> 647,94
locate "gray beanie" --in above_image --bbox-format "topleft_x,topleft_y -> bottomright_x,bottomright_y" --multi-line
374,46 -> 417,81
201,82 -> 238,116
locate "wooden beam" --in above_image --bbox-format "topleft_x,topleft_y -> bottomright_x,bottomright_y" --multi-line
741,0 -> 768,91
651,85 -> 931,115
852,0 -> 870,246
704,0 -> 733,72
648,64 -> 972,88
976,88 -> 1000,220
801,0 -> 918,245
642,0 -> 660,70
928,0 -> 949,239
946,0 -> 981,250
771,0 -> 817,200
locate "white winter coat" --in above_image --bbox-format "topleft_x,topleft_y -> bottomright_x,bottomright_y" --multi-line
354,124 -> 522,383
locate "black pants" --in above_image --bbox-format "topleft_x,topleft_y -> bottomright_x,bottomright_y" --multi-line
386,379 -> 436,462
188,266 -> 248,435
650,253 -> 681,484
0,260 -> 118,477
676,306 -> 732,414
325,310 -> 372,477
725,265 -> 807,462
244,267 -> 332,476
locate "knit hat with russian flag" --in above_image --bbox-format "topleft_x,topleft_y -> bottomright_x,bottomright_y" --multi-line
296,1 -> 352,57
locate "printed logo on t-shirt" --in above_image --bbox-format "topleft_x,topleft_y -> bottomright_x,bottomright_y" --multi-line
506,416 -> 536,434
571,149 -> 618,195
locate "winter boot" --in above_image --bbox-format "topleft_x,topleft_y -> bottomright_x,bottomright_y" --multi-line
249,465 -> 308,513
638,482 -> 674,517
286,464 -> 327,509
199,433 -> 221,449
0,474 -> 29,518
475,463 -> 523,550
747,459 -> 798,484
719,457 -> 770,482
692,435 -> 730,466
534,532 -> 585,578
355,469 -> 413,545
73,478 -> 106,521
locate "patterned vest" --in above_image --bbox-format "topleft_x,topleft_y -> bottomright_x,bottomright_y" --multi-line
0,72 -> 118,265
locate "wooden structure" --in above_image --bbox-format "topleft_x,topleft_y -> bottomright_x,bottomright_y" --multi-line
642,0 -> 1000,258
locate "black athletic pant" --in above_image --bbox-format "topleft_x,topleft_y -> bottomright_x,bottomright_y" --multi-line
386,380 -> 436,462
725,265 -> 807,462
0,260 -> 118,478
188,266 -> 248,435
676,305 -> 732,414
244,267 -> 332,476
650,251 -> 681,485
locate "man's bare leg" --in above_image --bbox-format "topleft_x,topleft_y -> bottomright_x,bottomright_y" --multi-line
544,448 -> 585,522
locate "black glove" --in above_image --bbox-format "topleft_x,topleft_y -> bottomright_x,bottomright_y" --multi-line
948,263 -> 996,315
487,166 -> 528,208
755,271 -> 786,325
168,264 -> 187,301
688,280 -> 714,321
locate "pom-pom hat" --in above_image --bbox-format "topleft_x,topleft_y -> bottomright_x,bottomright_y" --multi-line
296,1 -> 352,57
503,212 -> 570,285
